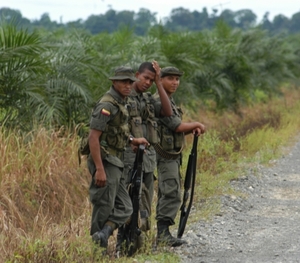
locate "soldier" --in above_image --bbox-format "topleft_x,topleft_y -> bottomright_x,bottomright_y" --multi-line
87,66 -> 149,253
116,61 -> 172,253
153,66 -> 205,247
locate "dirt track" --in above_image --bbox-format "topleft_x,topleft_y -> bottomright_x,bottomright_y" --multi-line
175,137 -> 300,263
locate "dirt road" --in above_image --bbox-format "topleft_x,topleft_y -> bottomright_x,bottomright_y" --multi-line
176,137 -> 300,263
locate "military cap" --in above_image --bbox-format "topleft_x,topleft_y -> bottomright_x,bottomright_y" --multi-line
109,66 -> 137,81
160,66 -> 183,78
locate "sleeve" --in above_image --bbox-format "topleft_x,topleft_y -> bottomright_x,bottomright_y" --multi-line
152,95 -> 162,117
89,102 -> 116,131
159,114 -> 182,131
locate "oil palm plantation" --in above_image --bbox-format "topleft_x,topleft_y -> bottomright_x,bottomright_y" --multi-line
1,21 -> 299,132
0,23 -> 95,132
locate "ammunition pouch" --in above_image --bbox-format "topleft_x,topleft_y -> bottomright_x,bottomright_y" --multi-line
141,101 -> 155,120
146,119 -> 159,144
102,122 -> 127,148
160,126 -> 174,151
127,100 -> 139,117
130,116 -> 144,138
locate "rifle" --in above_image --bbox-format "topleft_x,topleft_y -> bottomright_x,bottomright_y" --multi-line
123,144 -> 145,256
177,134 -> 199,239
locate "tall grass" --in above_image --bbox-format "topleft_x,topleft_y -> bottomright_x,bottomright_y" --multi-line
1,87 -> 300,262
0,127 -> 92,262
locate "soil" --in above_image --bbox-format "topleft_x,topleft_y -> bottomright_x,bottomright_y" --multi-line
174,137 -> 300,263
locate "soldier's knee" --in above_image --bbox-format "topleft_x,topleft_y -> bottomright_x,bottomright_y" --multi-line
125,205 -> 133,218
162,178 -> 180,199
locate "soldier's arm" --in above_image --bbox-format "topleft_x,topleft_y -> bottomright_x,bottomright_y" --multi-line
88,101 -> 115,187
160,115 -> 205,135
152,60 -> 172,117
89,129 -> 107,187
175,122 -> 206,135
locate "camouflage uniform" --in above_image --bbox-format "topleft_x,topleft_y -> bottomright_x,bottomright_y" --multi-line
123,89 -> 160,231
153,66 -> 187,247
153,97 -> 184,225
88,86 -> 133,234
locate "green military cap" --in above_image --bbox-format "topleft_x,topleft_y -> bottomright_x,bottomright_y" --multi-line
109,66 -> 137,81
160,66 -> 183,77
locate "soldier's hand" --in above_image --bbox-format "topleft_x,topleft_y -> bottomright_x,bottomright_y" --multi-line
130,144 -> 138,153
199,123 -> 206,134
132,137 -> 150,147
95,169 -> 107,187
152,60 -> 161,83
193,128 -> 201,136
193,126 -> 205,136
152,60 -> 161,75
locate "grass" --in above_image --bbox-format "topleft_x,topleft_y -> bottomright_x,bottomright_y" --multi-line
1,86 -> 300,262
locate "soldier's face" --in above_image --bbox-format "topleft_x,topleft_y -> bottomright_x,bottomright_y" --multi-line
134,69 -> 155,93
113,79 -> 134,98
161,75 -> 180,95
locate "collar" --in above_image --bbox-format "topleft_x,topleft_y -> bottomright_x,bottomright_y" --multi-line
129,88 -> 139,97
109,86 -> 126,104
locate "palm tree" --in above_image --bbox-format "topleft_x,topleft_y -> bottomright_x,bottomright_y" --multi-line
0,23 -> 95,131
0,22 -> 48,130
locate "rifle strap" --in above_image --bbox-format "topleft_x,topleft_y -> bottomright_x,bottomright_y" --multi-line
153,143 -> 183,160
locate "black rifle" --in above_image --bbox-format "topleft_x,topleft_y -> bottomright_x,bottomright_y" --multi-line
123,144 -> 145,256
177,134 -> 198,239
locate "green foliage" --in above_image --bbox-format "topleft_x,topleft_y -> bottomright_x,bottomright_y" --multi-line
0,23 -> 97,131
1,20 -> 300,131
253,90 -> 269,103
0,22 -> 48,130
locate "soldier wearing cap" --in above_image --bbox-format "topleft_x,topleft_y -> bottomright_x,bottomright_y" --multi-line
87,66 -> 149,253
116,61 -> 173,254
153,66 -> 205,247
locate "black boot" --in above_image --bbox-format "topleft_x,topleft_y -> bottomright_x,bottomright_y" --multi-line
92,224 -> 114,248
157,221 -> 187,247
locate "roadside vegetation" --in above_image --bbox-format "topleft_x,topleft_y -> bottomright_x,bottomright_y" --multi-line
1,21 -> 300,262
1,87 -> 300,262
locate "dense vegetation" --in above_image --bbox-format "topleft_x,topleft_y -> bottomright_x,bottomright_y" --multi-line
1,6 -> 300,35
1,15 -> 300,262
1,20 -> 300,132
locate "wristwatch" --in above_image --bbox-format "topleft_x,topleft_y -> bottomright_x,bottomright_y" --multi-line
128,135 -> 134,144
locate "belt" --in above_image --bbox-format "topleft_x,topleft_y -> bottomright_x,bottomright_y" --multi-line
153,143 -> 183,160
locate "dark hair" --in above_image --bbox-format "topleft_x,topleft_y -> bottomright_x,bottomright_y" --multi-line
138,62 -> 155,74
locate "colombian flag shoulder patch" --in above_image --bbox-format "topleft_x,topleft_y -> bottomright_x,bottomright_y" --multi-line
101,108 -> 111,116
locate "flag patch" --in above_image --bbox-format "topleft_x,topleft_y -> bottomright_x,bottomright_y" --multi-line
101,108 -> 111,116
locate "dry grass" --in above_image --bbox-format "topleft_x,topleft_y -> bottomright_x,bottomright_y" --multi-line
0,127 -> 92,262
1,87 -> 300,262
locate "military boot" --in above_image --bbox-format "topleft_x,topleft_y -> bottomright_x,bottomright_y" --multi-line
157,221 -> 187,247
92,223 -> 114,248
